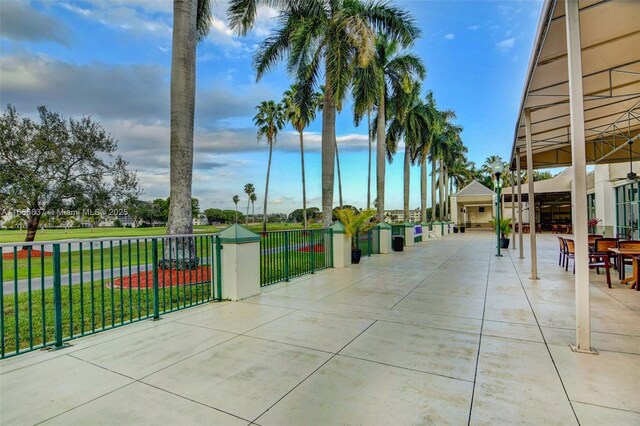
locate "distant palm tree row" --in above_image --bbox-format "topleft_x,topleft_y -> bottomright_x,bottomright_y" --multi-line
165,0 -> 479,248
239,0 -> 478,226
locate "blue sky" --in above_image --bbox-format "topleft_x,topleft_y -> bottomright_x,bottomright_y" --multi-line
0,0 -> 543,214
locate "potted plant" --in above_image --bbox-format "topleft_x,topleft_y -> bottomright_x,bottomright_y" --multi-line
490,217 -> 512,248
587,218 -> 601,234
334,208 -> 377,264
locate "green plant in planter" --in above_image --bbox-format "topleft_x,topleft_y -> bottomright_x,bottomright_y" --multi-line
490,217 -> 512,239
334,208 -> 377,250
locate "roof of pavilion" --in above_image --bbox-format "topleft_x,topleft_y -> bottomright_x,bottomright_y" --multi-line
509,0 -> 640,170
452,180 -> 495,198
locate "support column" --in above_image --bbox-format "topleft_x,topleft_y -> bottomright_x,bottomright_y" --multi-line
517,148 -> 524,259
566,0 -> 594,353
218,224 -> 261,301
525,110 -> 538,279
377,222 -> 392,253
511,171 -> 516,250
330,221 -> 351,267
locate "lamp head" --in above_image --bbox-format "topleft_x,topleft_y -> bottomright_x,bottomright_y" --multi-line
490,158 -> 505,177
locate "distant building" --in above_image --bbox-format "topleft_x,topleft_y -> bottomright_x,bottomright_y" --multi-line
383,209 -> 422,223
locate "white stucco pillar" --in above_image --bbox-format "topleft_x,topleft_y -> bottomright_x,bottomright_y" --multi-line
377,222 -> 392,253
594,165 -> 616,237
566,0 -> 594,354
330,222 -> 351,268
404,222 -> 414,246
218,224 -> 261,301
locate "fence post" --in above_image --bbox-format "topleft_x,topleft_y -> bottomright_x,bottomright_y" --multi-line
329,229 -> 334,267
215,235 -> 223,301
284,231 -> 290,281
367,230 -> 372,257
310,230 -> 315,274
52,243 -> 63,349
152,238 -> 160,320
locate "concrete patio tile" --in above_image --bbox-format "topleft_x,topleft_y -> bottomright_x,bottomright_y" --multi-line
246,310 -> 374,352
393,292 -> 485,319
41,382 -> 249,426
242,294 -> 314,310
482,320 -> 544,343
378,307 -> 483,335
0,355 -> 132,425
483,295 -> 538,325
572,402 -> 640,425
265,280 -> 356,300
71,322 -> 236,379
549,345 -> 640,413
256,355 -> 473,426
542,326 -> 640,355
341,320 -> 479,381
321,287 -> 408,309
413,279 -> 487,298
470,336 -> 577,425
142,336 -> 331,421
175,302 -> 295,334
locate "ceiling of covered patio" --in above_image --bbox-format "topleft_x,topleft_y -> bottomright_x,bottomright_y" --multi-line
510,0 -> 640,170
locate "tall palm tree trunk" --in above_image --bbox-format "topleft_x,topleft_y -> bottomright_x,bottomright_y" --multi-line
299,130 -> 308,229
321,84 -> 336,227
246,197 -> 250,224
376,93 -> 386,220
252,201 -> 255,223
263,142 -> 274,232
403,145 -> 410,222
439,161 -> 444,221
420,152 -> 427,223
367,110 -> 372,211
443,166 -> 449,219
335,141 -> 343,208
431,158 -> 437,221
167,0 -> 196,238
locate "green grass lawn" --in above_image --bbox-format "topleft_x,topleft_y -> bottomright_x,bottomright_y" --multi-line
1,279 -> 214,357
2,236 -> 215,282
0,222 -> 322,244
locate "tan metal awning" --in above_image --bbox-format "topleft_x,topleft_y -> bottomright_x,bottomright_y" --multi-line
510,0 -> 640,170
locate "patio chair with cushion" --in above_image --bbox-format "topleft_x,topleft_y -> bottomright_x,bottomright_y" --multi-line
557,236 -> 567,267
589,238 -> 618,288
588,234 -> 603,247
565,239 -> 575,273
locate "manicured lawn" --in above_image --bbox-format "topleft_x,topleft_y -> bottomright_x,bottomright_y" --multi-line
0,222 -> 323,243
1,279 -> 214,357
2,236 -> 215,282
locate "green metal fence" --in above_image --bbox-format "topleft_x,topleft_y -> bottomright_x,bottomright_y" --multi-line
1,234 -> 221,359
356,228 -> 380,256
260,228 -> 333,286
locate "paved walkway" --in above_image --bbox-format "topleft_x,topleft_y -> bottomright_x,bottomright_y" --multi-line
1,232 -> 639,425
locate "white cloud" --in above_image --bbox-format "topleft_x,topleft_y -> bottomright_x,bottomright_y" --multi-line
496,37 -> 516,52
467,25 -> 480,31
444,33 -> 455,40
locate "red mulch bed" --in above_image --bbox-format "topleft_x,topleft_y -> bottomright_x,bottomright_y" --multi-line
2,249 -> 53,260
111,266 -> 212,289
297,244 -> 325,253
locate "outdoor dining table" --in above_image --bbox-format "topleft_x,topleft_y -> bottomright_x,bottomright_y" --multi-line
607,247 -> 640,290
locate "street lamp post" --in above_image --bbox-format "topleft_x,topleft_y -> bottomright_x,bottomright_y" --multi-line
491,159 -> 505,257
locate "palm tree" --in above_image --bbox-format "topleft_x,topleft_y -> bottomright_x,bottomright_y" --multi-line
254,100 -> 285,232
167,0 -> 211,238
229,0 -> 420,226
371,35 -> 426,220
243,183 -> 255,224
250,193 -> 257,223
353,54 -> 383,211
232,195 -> 240,222
387,79 -> 427,223
412,91 -> 440,223
282,85 -> 320,229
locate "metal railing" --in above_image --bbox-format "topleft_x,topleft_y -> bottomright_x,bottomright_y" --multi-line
260,228 -> 333,286
356,228 -> 380,256
1,234 -> 221,359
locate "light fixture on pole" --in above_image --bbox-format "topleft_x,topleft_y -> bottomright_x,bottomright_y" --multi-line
491,158 -> 505,257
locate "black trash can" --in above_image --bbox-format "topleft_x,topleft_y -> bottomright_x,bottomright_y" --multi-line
392,236 -> 404,252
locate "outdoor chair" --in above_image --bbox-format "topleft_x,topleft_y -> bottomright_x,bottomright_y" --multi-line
588,234 -> 603,247
557,236 -> 567,267
565,239 -> 575,273
588,238 -> 618,288
617,240 -> 640,280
